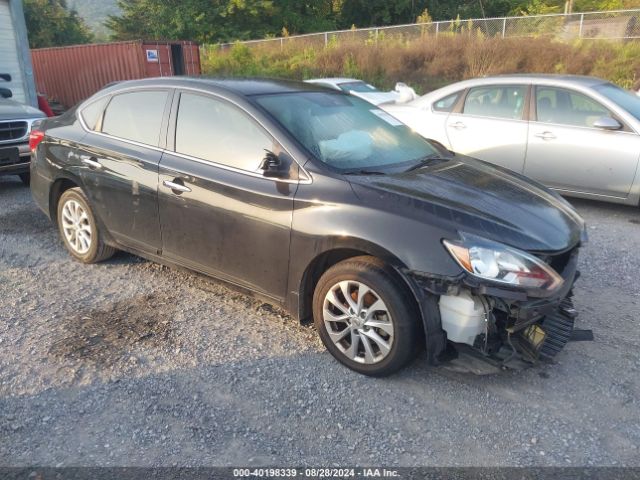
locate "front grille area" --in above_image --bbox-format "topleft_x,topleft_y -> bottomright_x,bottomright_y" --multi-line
539,298 -> 576,359
0,121 -> 28,142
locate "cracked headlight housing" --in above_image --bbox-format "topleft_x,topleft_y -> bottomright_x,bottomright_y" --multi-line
443,234 -> 563,292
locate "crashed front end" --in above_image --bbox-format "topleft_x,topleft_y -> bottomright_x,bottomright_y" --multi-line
410,232 -> 584,371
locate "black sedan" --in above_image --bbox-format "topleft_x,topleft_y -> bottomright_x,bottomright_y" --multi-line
30,78 -> 586,376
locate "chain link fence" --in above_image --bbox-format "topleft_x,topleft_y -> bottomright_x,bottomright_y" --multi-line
213,8 -> 640,51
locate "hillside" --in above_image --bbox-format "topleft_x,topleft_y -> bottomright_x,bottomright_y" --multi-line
68,0 -> 120,40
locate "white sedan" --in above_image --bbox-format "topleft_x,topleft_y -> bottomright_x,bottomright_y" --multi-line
383,74 -> 640,206
305,77 -> 417,105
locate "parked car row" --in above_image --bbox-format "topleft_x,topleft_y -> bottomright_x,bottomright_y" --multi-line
29,77 -> 587,376
382,74 -> 640,207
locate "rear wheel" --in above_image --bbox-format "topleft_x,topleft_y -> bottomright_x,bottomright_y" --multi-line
313,256 -> 421,376
18,173 -> 30,186
57,187 -> 116,263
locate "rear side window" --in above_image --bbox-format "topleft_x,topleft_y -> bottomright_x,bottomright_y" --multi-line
80,96 -> 109,130
175,92 -> 274,172
101,90 -> 168,146
536,87 -> 610,128
432,92 -> 460,112
463,85 -> 526,120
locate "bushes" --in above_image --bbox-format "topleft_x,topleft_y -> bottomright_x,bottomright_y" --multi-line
201,37 -> 640,93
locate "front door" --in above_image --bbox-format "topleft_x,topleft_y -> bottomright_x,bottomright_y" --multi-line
157,91 -> 297,301
446,84 -> 529,173
524,86 -> 640,198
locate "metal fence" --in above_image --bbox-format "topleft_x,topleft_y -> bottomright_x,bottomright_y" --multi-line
214,8 -> 640,51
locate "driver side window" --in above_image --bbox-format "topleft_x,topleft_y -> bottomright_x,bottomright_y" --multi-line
535,87 -> 610,128
175,92 -> 275,173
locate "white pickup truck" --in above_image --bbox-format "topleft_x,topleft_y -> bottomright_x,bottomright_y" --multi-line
0,0 -> 45,185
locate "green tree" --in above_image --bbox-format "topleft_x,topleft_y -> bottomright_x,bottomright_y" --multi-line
107,0 -> 281,43
23,0 -> 93,48
273,0 -> 339,34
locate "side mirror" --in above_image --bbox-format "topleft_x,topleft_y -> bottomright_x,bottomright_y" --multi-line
593,116 -> 622,131
0,73 -> 11,82
0,87 -> 12,99
261,150 -> 284,178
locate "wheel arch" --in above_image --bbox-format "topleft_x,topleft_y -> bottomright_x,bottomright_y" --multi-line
49,174 -> 82,221
294,237 -> 446,364
48,173 -> 117,248
296,238 -> 416,323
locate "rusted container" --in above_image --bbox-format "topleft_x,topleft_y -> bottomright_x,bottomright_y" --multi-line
31,40 -> 201,109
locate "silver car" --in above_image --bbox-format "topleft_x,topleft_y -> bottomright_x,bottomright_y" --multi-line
383,74 -> 640,206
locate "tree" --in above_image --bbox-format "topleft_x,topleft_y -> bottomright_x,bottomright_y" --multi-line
107,0 -> 281,43
24,0 -> 93,48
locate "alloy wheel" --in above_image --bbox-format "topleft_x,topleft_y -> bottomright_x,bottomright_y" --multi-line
322,280 -> 394,364
61,199 -> 92,255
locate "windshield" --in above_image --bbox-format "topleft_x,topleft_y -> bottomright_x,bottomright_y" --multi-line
338,81 -> 377,93
593,82 -> 640,121
255,92 -> 437,171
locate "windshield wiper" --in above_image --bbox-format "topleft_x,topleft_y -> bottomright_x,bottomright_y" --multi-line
342,169 -> 387,175
404,154 -> 449,173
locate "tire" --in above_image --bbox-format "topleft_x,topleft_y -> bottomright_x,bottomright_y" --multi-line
57,187 -> 116,263
313,255 -> 421,377
18,173 -> 30,186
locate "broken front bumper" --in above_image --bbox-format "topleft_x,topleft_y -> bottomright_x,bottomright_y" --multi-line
410,245 -> 581,369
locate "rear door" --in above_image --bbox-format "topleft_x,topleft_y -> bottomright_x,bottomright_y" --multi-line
445,84 -> 529,173
157,91 -> 298,301
524,85 -> 640,198
78,89 -> 171,252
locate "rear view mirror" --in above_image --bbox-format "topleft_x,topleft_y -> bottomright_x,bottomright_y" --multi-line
0,87 -> 12,99
593,116 -> 622,131
0,73 -> 11,82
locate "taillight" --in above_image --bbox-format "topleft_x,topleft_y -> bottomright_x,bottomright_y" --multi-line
29,129 -> 45,152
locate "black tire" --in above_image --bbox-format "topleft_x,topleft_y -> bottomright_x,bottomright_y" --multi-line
57,187 -> 116,263
18,172 -> 30,186
313,255 -> 421,377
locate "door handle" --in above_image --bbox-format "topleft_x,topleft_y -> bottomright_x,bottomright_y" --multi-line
163,179 -> 191,194
534,131 -> 556,140
449,121 -> 466,130
80,156 -> 102,169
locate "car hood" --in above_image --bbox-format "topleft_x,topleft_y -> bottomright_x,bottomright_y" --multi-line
348,156 -> 585,253
0,99 -> 45,120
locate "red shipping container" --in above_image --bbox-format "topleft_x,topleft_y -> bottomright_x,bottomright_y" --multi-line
31,40 -> 201,109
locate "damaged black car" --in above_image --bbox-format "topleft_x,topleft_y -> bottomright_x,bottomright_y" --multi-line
30,78 -> 586,376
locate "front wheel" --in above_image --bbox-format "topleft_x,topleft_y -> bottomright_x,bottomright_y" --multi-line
57,187 -> 116,263
312,256 -> 421,376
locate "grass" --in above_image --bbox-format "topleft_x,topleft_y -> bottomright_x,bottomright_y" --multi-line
201,36 -> 640,93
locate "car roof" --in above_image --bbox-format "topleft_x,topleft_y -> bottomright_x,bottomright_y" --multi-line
99,76 -> 330,97
491,73 -> 606,86
410,74 -> 609,107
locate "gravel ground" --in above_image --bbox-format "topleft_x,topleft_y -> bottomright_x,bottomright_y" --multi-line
0,174 -> 639,467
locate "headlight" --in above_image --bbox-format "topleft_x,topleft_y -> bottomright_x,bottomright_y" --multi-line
443,234 -> 563,291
